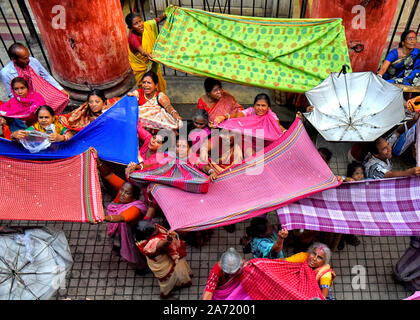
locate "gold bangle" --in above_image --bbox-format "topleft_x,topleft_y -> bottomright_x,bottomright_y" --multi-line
110,215 -> 113,222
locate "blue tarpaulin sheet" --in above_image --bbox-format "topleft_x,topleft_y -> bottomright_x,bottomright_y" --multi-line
0,96 -> 139,164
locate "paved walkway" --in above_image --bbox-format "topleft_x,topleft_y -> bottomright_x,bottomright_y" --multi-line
2,130 -> 415,301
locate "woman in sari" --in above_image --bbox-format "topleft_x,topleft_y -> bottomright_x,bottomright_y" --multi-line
203,247 -> 248,300
377,30 -> 419,86
92,148 -> 154,273
214,93 -> 286,157
197,78 -> 243,127
214,93 -> 286,134
128,71 -> 182,131
284,242 -> 336,299
0,77 -> 45,130
242,217 -> 288,259
11,105 -> 73,142
125,12 -> 167,92
59,89 -> 120,133
135,220 -> 193,299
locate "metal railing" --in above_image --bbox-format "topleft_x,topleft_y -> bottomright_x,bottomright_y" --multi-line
384,0 -> 419,59
0,0 -> 51,71
1,0 -> 418,78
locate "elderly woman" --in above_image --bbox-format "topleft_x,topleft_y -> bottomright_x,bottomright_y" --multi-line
203,247 -> 247,300
59,89 -> 119,133
92,148 -> 154,273
11,105 -> 73,142
135,220 -> 192,299
284,242 -> 335,299
128,71 -> 181,130
377,30 -> 419,86
125,12 -> 167,92
197,78 -> 243,127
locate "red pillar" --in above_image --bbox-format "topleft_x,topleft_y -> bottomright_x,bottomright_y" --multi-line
27,0 -> 135,101
307,0 -> 399,72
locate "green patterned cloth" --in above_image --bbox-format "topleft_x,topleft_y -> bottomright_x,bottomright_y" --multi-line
153,6 -> 352,93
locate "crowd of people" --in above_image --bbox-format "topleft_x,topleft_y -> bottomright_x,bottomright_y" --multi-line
0,11 -> 419,300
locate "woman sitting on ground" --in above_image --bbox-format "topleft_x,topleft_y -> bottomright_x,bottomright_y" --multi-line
213,93 -> 286,133
92,148 -> 154,273
377,30 -> 419,86
213,93 -> 286,157
0,76 -> 45,127
59,89 -> 120,133
197,78 -> 243,127
125,12 -> 167,92
242,217 -> 288,259
135,220 -> 193,299
11,105 -> 73,142
284,242 -> 336,299
128,71 -> 182,131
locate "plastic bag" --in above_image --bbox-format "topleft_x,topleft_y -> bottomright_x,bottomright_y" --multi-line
20,130 -> 51,153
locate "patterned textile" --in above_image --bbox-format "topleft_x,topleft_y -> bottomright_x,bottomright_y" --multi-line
0,96 -> 139,165
0,149 -> 103,223
58,97 -> 120,132
417,121 -> 420,166
15,63 -> 69,115
383,48 -> 420,86
212,272 -> 252,300
218,108 -> 284,141
138,91 -> 179,130
276,176 -> 420,236
240,259 -> 324,300
197,91 -> 243,124
151,119 -> 340,231
129,158 -> 210,193
153,6 -> 351,93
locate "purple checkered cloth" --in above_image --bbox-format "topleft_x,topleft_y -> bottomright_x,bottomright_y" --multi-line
277,176 -> 420,236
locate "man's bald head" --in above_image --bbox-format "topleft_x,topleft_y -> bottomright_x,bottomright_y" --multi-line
8,43 -> 30,68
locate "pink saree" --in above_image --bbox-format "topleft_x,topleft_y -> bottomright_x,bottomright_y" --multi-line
14,63 -> 69,115
0,82 -> 45,123
106,200 -> 148,266
197,91 -> 243,124
218,108 -> 284,141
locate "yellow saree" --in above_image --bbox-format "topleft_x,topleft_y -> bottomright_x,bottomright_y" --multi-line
128,19 -> 167,93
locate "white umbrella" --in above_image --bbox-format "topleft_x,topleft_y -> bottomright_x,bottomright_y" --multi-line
0,227 -> 73,300
304,68 -> 405,142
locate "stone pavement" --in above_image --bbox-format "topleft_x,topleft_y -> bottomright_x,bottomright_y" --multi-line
2,128 -> 415,301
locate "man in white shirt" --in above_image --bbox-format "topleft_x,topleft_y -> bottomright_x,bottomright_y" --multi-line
0,43 -> 69,98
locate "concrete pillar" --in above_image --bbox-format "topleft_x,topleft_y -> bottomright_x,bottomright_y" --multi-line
27,0 -> 135,101
305,0 -> 399,72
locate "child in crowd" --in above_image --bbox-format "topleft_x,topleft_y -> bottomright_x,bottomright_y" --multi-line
343,161 -> 365,182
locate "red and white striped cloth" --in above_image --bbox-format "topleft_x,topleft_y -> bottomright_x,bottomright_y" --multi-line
0,149 -> 104,223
